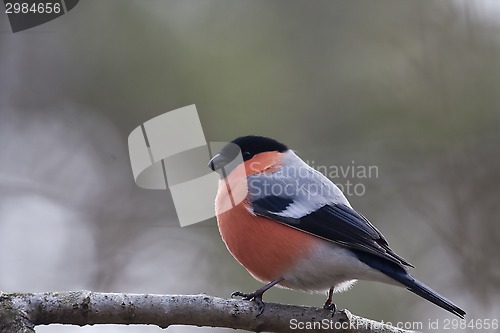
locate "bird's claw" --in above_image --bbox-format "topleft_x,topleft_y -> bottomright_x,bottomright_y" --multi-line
231,291 -> 266,316
323,302 -> 337,315
231,291 -> 250,299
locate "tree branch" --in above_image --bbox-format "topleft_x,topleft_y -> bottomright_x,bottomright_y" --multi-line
0,291 -> 418,333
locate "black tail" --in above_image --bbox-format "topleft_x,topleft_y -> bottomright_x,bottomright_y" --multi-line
353,250 -> 466,318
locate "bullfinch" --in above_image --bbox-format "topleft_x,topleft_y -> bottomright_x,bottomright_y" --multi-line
208,135 -> 465,318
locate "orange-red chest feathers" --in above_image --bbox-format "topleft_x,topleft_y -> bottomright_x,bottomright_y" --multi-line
215,151 -> 317,283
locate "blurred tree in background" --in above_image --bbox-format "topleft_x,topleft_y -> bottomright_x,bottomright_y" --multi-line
0,1 -> 499,332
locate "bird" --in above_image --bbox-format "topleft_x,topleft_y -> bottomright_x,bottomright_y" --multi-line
208,135 -> 466,318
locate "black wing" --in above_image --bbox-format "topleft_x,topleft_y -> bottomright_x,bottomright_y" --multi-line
252,197 -> 413,268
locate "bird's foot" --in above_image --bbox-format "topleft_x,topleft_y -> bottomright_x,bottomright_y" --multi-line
231,290 -> 266,316
323,287 -> 336,315
323,301 -> 337,314
230,277 -> 284,316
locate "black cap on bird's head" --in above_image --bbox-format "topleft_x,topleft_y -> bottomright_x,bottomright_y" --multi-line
208,136 -> 288,172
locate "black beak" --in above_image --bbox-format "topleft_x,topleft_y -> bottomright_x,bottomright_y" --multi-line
208,153 -> 227,171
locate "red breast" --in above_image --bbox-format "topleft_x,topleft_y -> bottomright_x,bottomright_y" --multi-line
215,151 -> 318,285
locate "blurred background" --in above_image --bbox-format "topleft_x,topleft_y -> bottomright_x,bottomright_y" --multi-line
1,1 -> 499,332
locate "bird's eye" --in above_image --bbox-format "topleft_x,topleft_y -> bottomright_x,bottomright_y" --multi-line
242,151 -> 252,159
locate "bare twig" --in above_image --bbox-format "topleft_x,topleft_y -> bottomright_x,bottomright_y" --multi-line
0,291 -> 418,333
